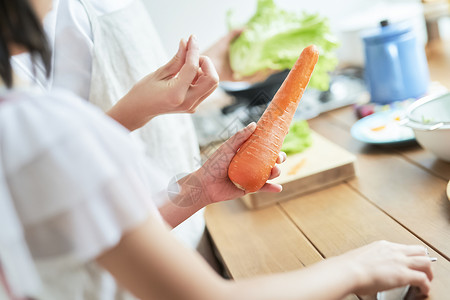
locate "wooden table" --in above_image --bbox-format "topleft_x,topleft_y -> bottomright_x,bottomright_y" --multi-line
204,40 -> 450,299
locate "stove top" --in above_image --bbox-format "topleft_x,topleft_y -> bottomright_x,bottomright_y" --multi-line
193,67 -> 368,148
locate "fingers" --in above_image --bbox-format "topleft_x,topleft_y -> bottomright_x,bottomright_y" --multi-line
158,39 -> 187,79
394,244 -> 429,257
206,123 -> 256,173
177,35 -> 200,88
276,152 -> 287,164
367,242 -> 433,295
198,55 -> 220,84
260,158 -> 284,189
406,271 -> 431,296
397,244 -> 433,281
407,256 -> 433,281
225,122 -> 257,152
265,153 -> 285,180
258,182 -> 282,193
185,56 -> 219,110
185,87 -> 215,113
375,241 -> 428,258
268,164 -> 281,180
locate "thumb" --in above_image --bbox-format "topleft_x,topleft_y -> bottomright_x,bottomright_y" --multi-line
223,122 -> 256,153
158,38 -> 187,79
225,28 -> 244,44
205,122 -> 256,172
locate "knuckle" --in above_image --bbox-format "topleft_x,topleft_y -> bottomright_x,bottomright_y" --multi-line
394,269 -> 410,284
206,77 -> 219,88
211,75 -> 219,85
374,240 -> 389,248
174,53 -> 182,61
189,60 -> 200,70
417,272 -> 428,284
169,94 -> 185,106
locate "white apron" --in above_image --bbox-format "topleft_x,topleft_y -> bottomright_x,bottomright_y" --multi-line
79,0 -> 205,249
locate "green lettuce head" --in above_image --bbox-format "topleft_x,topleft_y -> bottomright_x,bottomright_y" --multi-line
229,0 -> 339,91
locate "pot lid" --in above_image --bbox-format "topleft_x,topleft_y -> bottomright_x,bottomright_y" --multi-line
362,20 -> 412,44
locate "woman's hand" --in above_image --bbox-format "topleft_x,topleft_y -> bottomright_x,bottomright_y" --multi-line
331,241 -> 433,297
203,29 -> 275,83
196,122 -> 286,204
107,35 -> 219,131
158,122 -> 285,228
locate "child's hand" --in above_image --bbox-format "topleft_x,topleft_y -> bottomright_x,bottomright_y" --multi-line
334,241 -> 433,296
196,122 -> 286,204
108,35 -> 219,131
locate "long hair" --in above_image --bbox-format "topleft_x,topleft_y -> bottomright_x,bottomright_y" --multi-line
0,0 -> 51,87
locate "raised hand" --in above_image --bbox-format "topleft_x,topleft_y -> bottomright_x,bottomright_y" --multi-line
108,35 -> 219,131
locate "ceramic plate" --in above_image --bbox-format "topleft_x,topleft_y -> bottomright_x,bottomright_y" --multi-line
351,109 -> 415,145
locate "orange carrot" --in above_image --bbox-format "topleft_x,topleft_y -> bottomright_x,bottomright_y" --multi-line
228,45 -> 319,192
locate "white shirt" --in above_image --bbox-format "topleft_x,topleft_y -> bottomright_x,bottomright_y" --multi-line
12,0 -> 133,98
0,87 -> 165,299
12,0 -> 205,251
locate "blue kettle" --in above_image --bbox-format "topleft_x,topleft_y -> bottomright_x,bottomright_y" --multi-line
362,20 -> 430,104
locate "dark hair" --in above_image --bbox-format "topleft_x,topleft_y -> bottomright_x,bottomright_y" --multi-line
0,0 -> 51,87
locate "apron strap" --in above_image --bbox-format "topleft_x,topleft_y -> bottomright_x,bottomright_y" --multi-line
77,0 -> 100,35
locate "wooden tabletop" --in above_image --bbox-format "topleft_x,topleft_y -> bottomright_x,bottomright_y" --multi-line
204,40 -> 450,299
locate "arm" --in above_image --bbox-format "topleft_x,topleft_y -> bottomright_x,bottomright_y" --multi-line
96,215 -> 432,300
107,35 -> 219,131
202,29 -> 275,83
158,122 -> 286,228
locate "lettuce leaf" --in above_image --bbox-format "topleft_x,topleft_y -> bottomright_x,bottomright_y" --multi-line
229,0 -> 339,90
281,120 -> 312,155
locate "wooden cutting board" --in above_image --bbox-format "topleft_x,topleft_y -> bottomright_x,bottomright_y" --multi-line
242,131 -> 356,209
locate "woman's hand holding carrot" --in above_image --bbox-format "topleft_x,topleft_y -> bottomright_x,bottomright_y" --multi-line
107,35 -> 219,131
158,123 -> 286,228
196,122 -> 286,204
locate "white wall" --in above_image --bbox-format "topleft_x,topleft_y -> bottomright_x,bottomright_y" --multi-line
142,0 -> 375,53
142,0 -> 423,61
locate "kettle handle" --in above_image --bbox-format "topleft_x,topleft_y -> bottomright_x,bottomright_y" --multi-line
384,43 -> 404,94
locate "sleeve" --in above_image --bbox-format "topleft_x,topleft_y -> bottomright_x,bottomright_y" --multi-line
0,167 -> 41,298
4,92 -> 169,264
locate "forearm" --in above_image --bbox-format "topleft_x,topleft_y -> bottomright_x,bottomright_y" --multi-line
158,170 -> 211,228
158,198 -> 206,228
98,216 -> 359,300
106,99 -> 155,132
226,257 -> 357,300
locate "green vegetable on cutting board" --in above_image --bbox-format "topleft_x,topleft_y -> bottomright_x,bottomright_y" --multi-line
228,0 -> 339,91
281,120 -> 312,155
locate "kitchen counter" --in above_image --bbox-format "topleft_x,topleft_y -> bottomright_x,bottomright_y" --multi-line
427,39 -> 450,88
204,39 -> 450,299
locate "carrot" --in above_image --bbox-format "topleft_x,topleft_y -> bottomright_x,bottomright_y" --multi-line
228,45 -> 319,193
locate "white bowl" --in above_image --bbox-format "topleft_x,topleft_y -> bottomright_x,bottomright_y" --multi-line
404,92 -> 450,162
